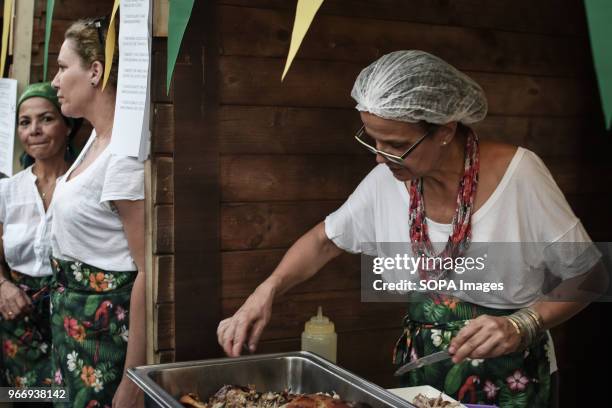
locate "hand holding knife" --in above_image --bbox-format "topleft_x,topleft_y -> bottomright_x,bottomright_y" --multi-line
393,350 -> 453,377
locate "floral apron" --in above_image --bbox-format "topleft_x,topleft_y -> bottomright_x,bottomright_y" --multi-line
50,258 -> 135,408
0,270 -> 53,388
394,294 -> 551,407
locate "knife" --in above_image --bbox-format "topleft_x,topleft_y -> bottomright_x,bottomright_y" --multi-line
393,350 -> 452,377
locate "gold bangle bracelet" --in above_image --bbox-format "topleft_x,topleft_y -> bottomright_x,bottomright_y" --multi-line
506,316 -> 522,336
525,308 -> 544,330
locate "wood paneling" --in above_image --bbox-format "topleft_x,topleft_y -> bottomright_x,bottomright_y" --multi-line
154,205 -> 174,254
221,201 -> 340,250
155,255 -> 175,303
218,106 -> 365,155
155,302 -> 175,351
34,0 -> 114,21
158,350 -> 176,364
218,6 -> 589,77
220,156 -> 373,202
218,0 -> 587,37
154,157 -> 174,204
219,57 -> 595,115
32,18 -> 71,55
218,105 -> 593,159
172,0 -> 221,361
222,250 -> 360,298
152,45 -> 174,103
153,104 -> 175,153
546,161 -> 612,195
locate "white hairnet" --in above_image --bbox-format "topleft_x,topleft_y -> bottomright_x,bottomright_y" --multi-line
351,50 -> 488,124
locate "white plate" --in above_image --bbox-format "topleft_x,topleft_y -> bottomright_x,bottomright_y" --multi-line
388,385 -> 466,407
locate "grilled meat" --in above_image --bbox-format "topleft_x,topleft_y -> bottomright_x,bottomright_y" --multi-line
180,385 -> 370,408
284,394 -> 353,408
411,393 -> 460,408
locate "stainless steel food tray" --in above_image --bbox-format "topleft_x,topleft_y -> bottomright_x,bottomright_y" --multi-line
127,351 -> 414,408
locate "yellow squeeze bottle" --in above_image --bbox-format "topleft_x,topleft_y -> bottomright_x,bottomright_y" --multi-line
301,306 -> 337,363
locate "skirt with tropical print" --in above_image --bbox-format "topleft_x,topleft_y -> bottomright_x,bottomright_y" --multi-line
49,257 -> 135,408
0,270 -> 53,387
394,294 -> 551,408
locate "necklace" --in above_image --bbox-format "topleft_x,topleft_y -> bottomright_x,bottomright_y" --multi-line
408,128 -> 480,281
37,178 -> 57,200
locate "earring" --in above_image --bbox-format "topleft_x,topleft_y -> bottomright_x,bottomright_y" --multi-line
91,81 -> 96,87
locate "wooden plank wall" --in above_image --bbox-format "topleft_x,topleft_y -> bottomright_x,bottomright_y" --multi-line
151,40 -> 176,363
210,0 -> 612,398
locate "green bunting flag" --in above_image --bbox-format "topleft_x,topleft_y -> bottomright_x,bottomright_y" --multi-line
167,0 -> 195,94
584,0 -> 612,131
43,0 -> 55,81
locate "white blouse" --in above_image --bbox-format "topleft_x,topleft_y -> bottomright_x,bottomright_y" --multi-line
0,167 -> 55,277
51,131 -> 145,271
324,147 -> 602,373
325,147 -> 600,309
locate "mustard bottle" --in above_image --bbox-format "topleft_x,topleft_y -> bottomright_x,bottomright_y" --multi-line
301,306 -> 337,363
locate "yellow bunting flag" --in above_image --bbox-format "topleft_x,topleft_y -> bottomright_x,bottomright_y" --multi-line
1,0 -> 14,77
281,0 -> 324,81
102,0 -> 120,91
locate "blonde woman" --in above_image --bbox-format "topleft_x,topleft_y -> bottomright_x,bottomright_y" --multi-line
51,17 -> 145,408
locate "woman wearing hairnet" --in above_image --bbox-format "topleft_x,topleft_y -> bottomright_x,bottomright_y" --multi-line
217,51 -> 600,406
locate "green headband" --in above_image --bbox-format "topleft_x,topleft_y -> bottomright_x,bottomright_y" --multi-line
17,82 -> 75,129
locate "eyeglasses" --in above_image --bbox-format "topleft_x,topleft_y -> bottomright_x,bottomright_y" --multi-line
86,17 -> 107,48
354,125 -> 431,166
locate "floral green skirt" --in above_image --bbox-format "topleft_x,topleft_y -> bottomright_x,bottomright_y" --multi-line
50,258 -> 135,408
394,294 -> 551,407
0,270 -> 53,387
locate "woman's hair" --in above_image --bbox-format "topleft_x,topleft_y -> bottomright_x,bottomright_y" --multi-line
418,121 -> 470,136
65,17 -> 119,88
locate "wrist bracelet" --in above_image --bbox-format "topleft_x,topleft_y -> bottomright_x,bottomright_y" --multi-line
525,308 -> 544,330
508,308 -> 544,350
506,316 -> 522,336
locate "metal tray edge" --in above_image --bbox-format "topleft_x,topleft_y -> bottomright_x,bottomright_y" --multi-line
127,351 -> 413,408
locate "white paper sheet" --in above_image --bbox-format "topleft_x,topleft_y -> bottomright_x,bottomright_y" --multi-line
110,0 -> 152,161
0,78 -> 17,176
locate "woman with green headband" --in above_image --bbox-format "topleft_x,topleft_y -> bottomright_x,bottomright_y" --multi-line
0,82 -> 77,390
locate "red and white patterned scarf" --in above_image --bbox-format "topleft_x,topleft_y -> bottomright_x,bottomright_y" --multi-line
408,128 -> 480,281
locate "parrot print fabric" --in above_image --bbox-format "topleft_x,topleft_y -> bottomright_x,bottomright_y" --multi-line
0,271 -> 53,388
49,258 -> 135,408
394,294 -> 551,408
